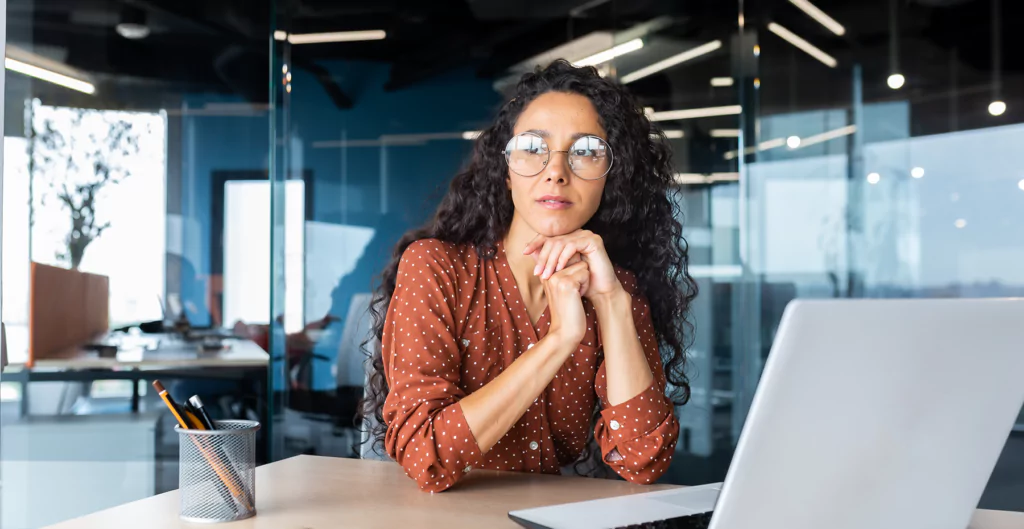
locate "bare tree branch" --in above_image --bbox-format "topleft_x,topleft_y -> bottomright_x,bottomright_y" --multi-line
31,106 -> 141,268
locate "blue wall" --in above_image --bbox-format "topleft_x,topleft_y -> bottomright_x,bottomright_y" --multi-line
288,61 -> 499,225
178,94 -> 270,326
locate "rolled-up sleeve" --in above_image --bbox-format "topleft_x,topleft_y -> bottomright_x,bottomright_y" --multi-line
593,291 -> 679,484
382,240 -> 483,492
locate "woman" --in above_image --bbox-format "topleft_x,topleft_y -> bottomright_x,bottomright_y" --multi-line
360,60 -> 697,492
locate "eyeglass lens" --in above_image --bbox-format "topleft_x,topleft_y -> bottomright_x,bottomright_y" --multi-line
504,133 -> 612,180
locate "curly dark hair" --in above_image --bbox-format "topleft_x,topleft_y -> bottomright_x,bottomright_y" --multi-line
357,59 -> 698,462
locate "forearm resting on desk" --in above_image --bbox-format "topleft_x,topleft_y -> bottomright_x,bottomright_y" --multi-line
382,331 -> 577,492
593,289 -> 653,406
461,331 -> 577,452
590,288 -> 679,484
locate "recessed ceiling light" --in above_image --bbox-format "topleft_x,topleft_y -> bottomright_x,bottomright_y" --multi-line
116,23 -> 150,40
116,6 -> 150,40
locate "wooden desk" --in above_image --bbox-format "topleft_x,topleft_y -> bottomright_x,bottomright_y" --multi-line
45,455 -> 1024,529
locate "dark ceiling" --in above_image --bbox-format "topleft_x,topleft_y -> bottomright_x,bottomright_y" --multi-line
6,0 -> 1022,132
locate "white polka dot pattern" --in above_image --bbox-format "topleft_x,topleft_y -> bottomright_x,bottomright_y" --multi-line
381,239 -> 679,492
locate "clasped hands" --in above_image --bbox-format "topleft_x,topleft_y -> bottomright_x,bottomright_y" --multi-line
522,230 -> 626,346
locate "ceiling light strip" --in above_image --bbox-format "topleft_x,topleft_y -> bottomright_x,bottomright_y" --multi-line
793,125 -> 856,148
650,105 -> 742,122
620,40 -> 722,84
287,30 -> 386,45
767,22 -> 837,68
5,58 -> 95,94
788,0 -> 846,36
674,173 -> 741,185
710,128 -> 741,138
574,38 -> 644,67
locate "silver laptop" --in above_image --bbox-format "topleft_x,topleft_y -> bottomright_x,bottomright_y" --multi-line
510,298 -> 1024,529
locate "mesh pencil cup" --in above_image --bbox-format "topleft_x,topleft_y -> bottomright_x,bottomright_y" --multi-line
175,420 -> 259,523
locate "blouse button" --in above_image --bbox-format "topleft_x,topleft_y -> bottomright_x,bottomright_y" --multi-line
527,343 -> 535,350
464,465 -> 472,473
529,441 -> 539,450
609,420 -> 621,431
461,339 -> 470,347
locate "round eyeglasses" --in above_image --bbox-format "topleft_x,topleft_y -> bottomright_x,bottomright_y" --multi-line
503,132 -> 613,181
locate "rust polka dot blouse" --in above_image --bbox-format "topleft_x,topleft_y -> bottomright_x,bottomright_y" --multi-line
381,238 -> 679,492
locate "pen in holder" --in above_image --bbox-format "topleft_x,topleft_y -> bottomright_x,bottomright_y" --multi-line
176,420 -> 259,523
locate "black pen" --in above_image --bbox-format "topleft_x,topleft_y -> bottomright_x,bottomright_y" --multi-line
189,395 -> 217,430
190,395 -> 255,506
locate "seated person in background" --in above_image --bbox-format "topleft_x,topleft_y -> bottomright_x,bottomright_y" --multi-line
358,60 -> 697,492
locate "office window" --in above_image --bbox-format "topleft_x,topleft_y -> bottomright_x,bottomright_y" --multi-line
222,180 -> 305,333
28,103 -> 167,328
2,137 -> 31,363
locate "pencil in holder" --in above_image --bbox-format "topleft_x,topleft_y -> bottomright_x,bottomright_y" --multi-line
176,420 -> 259,523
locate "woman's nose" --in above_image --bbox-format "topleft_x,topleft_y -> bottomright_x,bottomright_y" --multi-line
543,152 -> 571,184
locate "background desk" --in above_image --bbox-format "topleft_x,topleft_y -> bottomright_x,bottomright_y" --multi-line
46,455 -> 1024,529
0,335 -> 270,528
3,334 -> 268,416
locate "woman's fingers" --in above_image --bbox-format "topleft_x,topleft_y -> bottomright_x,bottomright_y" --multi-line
570,262 -> 591,295
527,231 -> 604,280
523,237 -> 546,256
536,241 -> 561,278
543,241 -> 570,279
554,245 -> 579,276
532,240 -> 584,279
533,241 -> 555,275
547,260 -> 589,292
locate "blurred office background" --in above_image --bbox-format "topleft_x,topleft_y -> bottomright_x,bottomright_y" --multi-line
1,0 -> 1022,526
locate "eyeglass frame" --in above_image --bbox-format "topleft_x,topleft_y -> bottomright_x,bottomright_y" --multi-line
501,131 -> 615,181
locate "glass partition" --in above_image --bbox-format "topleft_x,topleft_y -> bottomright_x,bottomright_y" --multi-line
748,0 -> 1023,510
0,2 -> 274,526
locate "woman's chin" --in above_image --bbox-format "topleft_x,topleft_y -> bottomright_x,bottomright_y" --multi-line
533,221 -> 583,238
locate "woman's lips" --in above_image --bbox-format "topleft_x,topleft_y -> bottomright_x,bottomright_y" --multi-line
537,196 -> 573,210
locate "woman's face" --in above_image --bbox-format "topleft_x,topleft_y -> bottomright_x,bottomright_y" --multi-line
506,92 -> 608,237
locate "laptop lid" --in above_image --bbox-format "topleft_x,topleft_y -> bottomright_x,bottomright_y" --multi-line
710,298 -> 1024,529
